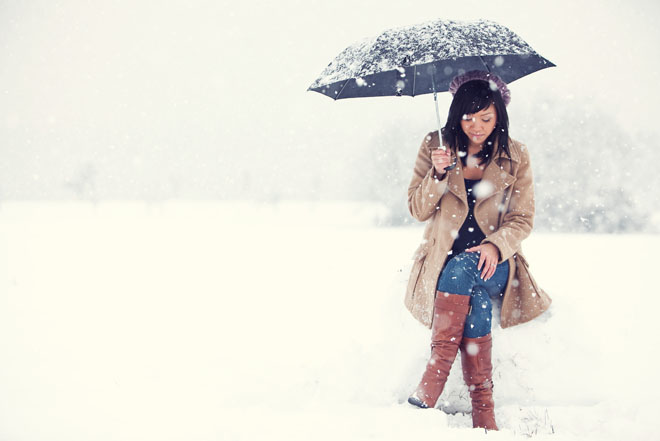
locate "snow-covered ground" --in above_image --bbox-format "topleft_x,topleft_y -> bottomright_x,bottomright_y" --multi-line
0,201 -> 656,441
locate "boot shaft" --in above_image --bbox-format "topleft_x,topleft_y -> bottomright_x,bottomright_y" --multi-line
431,291 -> 471,344
460,333 -> 498,431
409,291 -> 471,409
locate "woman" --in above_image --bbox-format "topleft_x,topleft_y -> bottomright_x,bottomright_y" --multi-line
403,70 -> 552,431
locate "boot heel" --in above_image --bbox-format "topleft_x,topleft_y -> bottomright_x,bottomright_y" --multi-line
407,395 -> 429,409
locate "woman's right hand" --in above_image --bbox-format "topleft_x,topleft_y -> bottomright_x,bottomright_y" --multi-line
431,147 -> 452,175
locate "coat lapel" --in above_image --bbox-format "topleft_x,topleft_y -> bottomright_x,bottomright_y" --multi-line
473,158 -> 516,210
447,160 -> 467,207
473,143 -> 519,210
446,139 -> 520,208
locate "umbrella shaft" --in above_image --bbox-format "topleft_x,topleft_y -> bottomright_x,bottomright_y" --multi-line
431,74 -> 445,152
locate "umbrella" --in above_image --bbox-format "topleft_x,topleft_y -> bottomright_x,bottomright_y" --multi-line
308,18 -> 555,167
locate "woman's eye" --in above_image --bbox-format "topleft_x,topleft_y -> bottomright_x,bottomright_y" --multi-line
482,119 -> 491,123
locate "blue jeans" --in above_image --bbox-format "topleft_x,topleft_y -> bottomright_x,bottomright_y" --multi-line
435,252 -> 509,338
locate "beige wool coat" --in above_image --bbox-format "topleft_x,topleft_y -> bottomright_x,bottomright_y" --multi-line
404,130 -> 552,329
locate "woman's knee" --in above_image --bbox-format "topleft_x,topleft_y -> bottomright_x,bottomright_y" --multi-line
448,252 -> 480,272
436,253 -> 480,291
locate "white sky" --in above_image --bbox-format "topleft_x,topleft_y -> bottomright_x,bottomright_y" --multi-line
0,0 -> 658,199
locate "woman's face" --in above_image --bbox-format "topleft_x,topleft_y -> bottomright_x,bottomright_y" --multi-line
460,103 -> 497,147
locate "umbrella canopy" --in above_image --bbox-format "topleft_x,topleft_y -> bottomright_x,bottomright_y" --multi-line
308,18 -> 555,100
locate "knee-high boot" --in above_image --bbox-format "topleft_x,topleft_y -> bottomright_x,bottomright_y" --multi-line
408,291 -> 471,409
460,333 -> 498,431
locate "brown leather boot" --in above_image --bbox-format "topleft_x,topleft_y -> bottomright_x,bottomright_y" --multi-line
408,291 -> 471,409
460,333 -> 498,431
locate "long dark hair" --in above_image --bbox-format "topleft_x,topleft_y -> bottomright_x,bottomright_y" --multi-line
441,79 -> 510,167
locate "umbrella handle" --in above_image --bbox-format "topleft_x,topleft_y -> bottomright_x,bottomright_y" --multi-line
444,154 -> 458,171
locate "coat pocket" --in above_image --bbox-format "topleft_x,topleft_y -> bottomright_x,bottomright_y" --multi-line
411,238 -> 435,261
407,240 -> 433,301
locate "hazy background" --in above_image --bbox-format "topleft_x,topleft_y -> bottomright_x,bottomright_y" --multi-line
1,0 -> 659,231
1,3 -> 659,439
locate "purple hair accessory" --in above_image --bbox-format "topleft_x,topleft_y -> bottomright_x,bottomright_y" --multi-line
449,70 -> 511,106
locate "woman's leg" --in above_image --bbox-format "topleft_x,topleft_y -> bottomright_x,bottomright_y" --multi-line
435,252 -> 508,431
460,333 -> 498,430
408,279 -> 471,408
411,252 -> 507,430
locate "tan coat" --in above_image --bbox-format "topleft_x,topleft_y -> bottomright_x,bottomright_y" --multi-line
404,131 -> 551,329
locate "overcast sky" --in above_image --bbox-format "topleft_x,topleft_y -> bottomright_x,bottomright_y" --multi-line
0,0 -> 658,200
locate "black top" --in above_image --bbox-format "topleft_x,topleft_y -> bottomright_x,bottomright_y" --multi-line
450,178 -> 486,258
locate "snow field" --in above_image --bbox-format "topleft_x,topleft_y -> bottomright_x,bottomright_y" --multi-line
0,201 -> 657,440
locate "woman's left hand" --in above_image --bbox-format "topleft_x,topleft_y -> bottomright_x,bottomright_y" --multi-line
465,243 -> 501,280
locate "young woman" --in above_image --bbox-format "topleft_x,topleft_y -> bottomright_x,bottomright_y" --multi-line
403,70 -> 552,431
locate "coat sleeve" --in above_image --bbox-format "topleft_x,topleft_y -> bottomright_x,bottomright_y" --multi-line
407,131 -> 449,222
481,143 -> 535,263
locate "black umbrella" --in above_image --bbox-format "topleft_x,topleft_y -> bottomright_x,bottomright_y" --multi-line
308,18 -> 555,167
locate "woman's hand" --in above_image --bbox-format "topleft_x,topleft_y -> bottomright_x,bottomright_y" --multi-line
431,147 -> 452,176
465,243 -> 501,280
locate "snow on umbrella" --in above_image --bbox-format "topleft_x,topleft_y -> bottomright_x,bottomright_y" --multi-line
308,18 -> 555,99
307,18 -> 555,169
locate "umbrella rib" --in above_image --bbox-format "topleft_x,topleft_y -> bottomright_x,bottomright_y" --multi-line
479,56 -> 491,72
412,65 -> 417,96
335,79 -> 351,100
